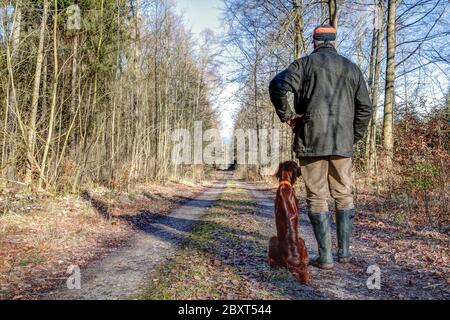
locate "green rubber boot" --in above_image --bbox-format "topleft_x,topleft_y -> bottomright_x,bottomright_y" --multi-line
336,209 -> 355,263
308,212 -> 334,269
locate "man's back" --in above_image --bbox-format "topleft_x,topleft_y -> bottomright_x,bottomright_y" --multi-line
269,44 -> 371,158
300,45 -> 361,118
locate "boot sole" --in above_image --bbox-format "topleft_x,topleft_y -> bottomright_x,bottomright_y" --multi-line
337,257 -> 351,263
309,262 -> 334,270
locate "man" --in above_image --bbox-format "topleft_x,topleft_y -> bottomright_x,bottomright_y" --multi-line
269,25 -> 371,269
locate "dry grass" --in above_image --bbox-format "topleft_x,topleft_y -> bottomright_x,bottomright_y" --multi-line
0,180 -> 207,299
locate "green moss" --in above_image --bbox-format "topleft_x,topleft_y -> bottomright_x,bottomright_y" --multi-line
18,255 -> 46,267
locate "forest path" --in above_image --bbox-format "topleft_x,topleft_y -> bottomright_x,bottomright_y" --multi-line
40,174 -> 230,300
40,174 -> 448,300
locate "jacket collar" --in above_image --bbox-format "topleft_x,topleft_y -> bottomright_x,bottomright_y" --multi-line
312,43 -> 337,54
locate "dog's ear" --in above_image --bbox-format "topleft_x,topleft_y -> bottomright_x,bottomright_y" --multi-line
275,163 -> 282,179
297,166 -> 302,177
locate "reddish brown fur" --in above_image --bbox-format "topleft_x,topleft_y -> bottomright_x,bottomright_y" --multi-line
268,161 -> 310,284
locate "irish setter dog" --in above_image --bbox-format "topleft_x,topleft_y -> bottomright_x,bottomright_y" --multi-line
268,161 -> 310,284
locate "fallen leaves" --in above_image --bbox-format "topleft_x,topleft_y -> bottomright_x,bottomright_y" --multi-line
0,181 -> 207,300
354,214 -> 450,281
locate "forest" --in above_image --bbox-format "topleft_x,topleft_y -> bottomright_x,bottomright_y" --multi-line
0,0 -> 448,301
1,0 -> 220,192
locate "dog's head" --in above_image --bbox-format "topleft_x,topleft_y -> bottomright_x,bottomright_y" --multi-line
275,161 -> 301,185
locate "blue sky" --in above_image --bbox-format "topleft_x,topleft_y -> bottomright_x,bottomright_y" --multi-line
175,0 -> 240,142
176,0 -> 223,37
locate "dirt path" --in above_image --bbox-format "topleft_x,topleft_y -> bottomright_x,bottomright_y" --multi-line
40,176 -> 229,300
39,174 -> 448,300
244,181 -> 449,300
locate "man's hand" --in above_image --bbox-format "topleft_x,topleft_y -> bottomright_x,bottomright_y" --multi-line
287,114 -> 304,128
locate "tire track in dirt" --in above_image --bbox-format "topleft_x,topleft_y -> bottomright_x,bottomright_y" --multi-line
40,174 -> 229,300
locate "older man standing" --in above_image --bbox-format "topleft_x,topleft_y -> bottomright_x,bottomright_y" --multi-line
269,25 -> 371,269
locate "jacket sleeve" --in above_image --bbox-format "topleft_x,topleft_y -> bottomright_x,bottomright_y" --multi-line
269,60 -> 303,123
353,70 -> 372,142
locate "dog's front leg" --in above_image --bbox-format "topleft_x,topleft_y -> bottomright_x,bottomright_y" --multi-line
268,236 -> 283,267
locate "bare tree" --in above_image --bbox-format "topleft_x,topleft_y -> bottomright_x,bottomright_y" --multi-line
365,0 -> 383,176
329,0 -> 338,28
25,0 -> 48,185
383,0 -> 397,166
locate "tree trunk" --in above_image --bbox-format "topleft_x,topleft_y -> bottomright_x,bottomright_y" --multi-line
383,0 -> 396,167
25,0 -> 48,186
328,0 -> 338,29
69,31 -> 79,149
38,0 -> 58,190
365,10 -> 378,160
2,3 -> 22,175
366,0 -> 383,176
357,28 -> 363,67
293,0 -> 305,59
368,0 -> 384,175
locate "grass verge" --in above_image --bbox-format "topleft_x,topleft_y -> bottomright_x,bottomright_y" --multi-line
140,181 -> 300,300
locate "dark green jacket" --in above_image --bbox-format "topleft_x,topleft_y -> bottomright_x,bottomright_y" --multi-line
269,44 -> 372,158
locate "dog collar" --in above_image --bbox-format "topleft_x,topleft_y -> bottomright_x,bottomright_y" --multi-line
279,180 -> 292,188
